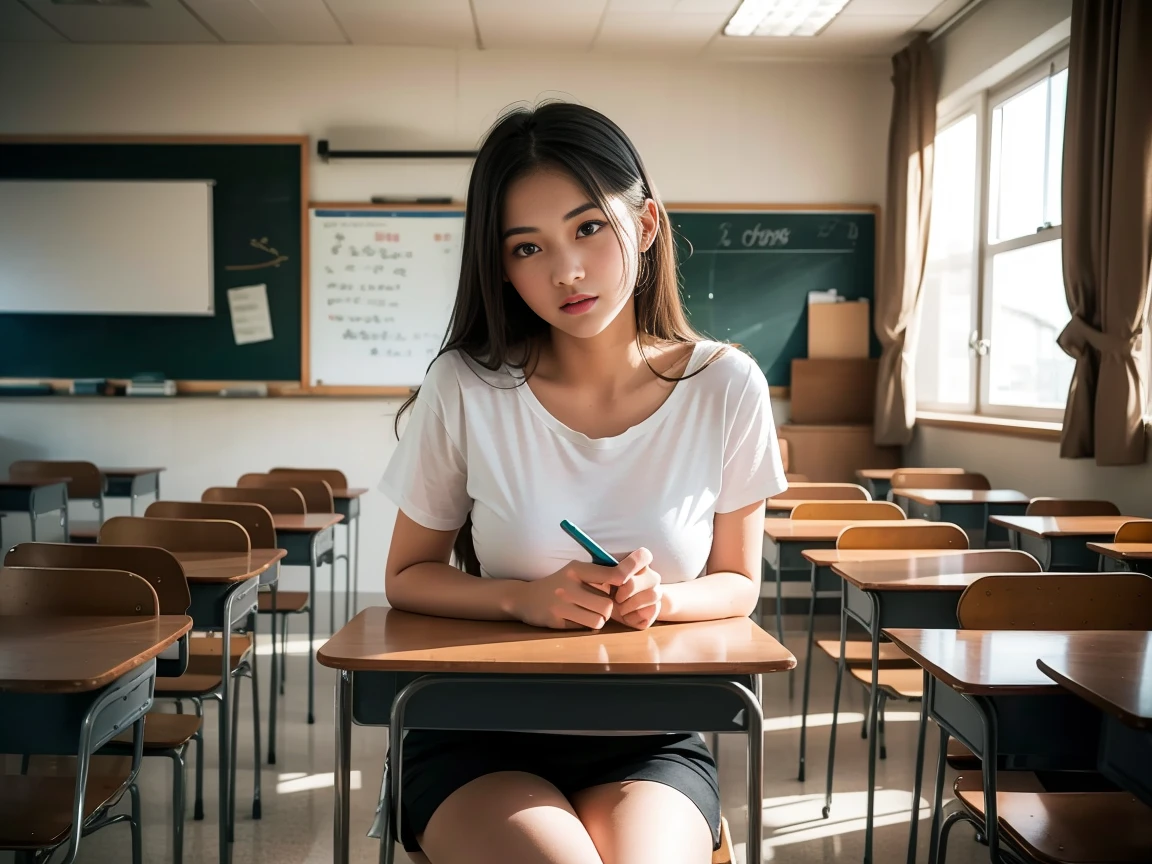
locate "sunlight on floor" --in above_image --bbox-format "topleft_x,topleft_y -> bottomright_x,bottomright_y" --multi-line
761,710 -> 920,732
254,636 -> 330,656
276,771 -> 362,794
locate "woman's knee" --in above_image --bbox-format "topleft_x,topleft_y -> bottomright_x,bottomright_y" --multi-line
571,780 -> 714,864
418,771 -> 603,864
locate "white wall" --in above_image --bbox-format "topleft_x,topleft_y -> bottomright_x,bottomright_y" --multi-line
0,44 -> 890,594
912,0 -> 1152,512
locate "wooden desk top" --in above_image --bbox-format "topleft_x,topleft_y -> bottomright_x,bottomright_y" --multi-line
0,478 -> 69,488
317,607 -> 797,675
172,548 -> 285,583
831,550 -> 1046,592
1037,631 -> 1152,729
100,467 -> 166,477
895,489 -> 1029,506
0,615 -> 192,693
331,487 -> 368,499
802,548 -> 994,567
988,515 -> 1149,538
1087,542 -> 1152,561
856,469 -> 898,481
883,628 -> 1117,695
272,513 -> 345,533
763,518 -> 930,542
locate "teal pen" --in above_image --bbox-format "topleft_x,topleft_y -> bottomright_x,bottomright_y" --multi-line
559,520 -> 619,567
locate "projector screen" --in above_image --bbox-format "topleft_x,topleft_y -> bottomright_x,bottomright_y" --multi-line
0,180 -> 214,315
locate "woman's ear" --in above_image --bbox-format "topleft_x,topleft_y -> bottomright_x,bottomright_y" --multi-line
638,199 -> 659,252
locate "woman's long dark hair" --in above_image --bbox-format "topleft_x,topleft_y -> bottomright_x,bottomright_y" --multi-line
396,101 -> 720,574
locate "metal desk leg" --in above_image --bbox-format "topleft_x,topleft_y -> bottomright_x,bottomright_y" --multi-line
268,584 -> 279,765
352,513 -> 361,615
746,683 -> 765,864
798,562 -> 819,781
927,703 -> 947,864
334,670 -> 353,864
309,533 -> 319,725
219,620 -> 233,864
907,669 -> 929,864
823,584 -> 849,819
975,696 -> 1001,864
863,595 -> 882,864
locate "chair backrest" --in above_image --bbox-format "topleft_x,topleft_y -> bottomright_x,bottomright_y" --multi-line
778,439 -> 791,473
98,516 -> 250,553
0,566 -> 158,616
1026,498 -> 1121,517
269,467 -> 349,491
201,486 -> 307,515
772,483 -> 871,502
8,459 -> 105,500
958,573 -> 1152,629
890,470 -> 991,491
892,467 -> 966,476
237,473 -> 334,513
791,501 -> 906,521
4,542 -> 190,615
837,523 -> 969,550
785,473 -> 810,483
146,501 -> 276,548
1115,520 -> 1152,543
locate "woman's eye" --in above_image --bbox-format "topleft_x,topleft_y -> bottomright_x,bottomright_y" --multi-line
513,242 -> 541,258
578,220 -> 605,237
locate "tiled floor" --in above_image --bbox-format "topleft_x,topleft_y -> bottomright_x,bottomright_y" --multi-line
46,605 -> 992,864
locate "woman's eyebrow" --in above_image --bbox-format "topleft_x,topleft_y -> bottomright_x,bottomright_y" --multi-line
501,202 -> 600,240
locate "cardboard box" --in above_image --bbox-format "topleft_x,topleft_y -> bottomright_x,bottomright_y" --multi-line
776,423 -> 900,483
790,359 -> 877,424
808,299 -> 870,359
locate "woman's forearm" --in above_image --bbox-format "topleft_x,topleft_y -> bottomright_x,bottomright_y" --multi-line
386,562 -> 524,621
658,571 -> 759,622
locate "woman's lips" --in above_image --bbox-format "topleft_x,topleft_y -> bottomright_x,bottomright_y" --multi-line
560,295 -> 597,315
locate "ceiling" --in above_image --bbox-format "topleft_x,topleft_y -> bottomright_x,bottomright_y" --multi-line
1,0 -> 971,58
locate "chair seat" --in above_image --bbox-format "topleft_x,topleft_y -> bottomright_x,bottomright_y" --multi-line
815,640 -> 914,666
947,738 -> 980,770
712,815 -> 734,864
848,667 -> 923,700
155,672 -> 223,696
109,712 -> 201,750
954,773 -> 1152,863
0,757 -> 131,849
258,591 -> 309,614
188,634 -> 251,666
68,521 -> 101,542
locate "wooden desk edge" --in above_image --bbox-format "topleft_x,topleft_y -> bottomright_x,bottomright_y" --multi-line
274,514 -> 346,532
1036,658 -> 1152,730
315,652 -> 797,675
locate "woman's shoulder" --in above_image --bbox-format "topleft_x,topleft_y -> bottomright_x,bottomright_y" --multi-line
419,348 -> 518,404
691,340 -> 765,391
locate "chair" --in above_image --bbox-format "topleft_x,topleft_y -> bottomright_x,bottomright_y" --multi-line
8,459 -> 106,542
98,516 -> 263,830
933,573 -> 1152,864
785,473 -> 810,483
0,566 -> 156,864
772,483 -> 871,501
1025,498 -> 1121,517
889,470 -> 991,492
1114,520 -> 1152,543
3,543 -> 200,863
202,485 -> 306,514
269,467 -> 348,491
790,501 -> 905,521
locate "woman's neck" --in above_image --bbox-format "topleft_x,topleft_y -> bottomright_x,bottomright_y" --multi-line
536,307 -> 649,396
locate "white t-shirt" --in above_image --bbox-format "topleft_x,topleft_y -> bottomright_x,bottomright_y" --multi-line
381,340 -> 787,581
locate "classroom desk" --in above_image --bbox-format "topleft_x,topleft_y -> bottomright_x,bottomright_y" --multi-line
100,466 -> 165,515
821,553 -> 1040,864
855,469 -> 897,500
330,487 -> 367,623
892,489 -> 1028,548
884,628 -> 1109,864
318,608 -> 796,864
171,548 -> 284,864
0,477 -> 69,542
989,514 -> 1151,570
272,513 -> 343,725
1087,542 -> 1152,576
1038,631 -> 1152,808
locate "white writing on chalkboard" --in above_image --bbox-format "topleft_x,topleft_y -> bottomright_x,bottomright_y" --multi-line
309,211 -> 464,387
742,224 -> 790,248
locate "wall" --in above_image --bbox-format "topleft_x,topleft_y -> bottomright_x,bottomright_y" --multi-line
0,44 -> 890,595
912,0 -> 1152,514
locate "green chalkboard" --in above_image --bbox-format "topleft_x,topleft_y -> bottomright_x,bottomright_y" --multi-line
669,208 -> 878,387
0,139 -> 304,382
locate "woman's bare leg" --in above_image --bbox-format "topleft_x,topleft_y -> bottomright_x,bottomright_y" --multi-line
571,780 -> 713,864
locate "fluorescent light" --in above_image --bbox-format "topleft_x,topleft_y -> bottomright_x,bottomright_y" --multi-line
724,0 -> 851,38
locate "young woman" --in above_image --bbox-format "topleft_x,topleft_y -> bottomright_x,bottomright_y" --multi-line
381,101 -> 787,864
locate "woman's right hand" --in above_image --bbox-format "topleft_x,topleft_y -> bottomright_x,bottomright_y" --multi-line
507,550 -> 651,630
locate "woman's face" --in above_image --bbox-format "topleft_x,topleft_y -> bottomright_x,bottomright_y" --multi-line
501,168 -> 656,340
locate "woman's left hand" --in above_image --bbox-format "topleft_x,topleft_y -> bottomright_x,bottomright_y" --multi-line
613,556 -> 662,630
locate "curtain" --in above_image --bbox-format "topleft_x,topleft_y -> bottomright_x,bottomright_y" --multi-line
874,34 -> 936,446
1057,0 -> 1152,465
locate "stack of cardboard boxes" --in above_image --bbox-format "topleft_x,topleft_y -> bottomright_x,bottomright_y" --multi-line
777,298 -> 900,483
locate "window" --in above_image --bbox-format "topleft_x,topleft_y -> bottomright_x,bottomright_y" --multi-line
916,52 -> 1072,420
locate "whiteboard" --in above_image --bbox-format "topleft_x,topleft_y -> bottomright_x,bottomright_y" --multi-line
309,209 -> 464,387
0,180 -> 214,315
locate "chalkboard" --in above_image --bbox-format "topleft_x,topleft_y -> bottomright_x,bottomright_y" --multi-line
308,208 -> 464,389
0,138 -> 305,382
669,208 -> 878,387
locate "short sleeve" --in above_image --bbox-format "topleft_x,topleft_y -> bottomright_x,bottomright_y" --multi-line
715,361 -> 788,513
379,357 -> 471,531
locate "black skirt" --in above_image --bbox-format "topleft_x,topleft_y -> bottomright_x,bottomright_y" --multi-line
398,730 -> 721,853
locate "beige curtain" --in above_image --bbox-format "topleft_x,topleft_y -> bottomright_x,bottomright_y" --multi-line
1058,0 -> 1152,465
874,34 -> 936,446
